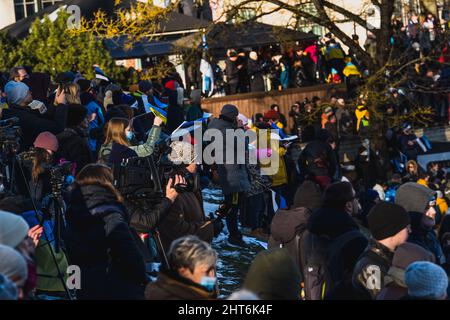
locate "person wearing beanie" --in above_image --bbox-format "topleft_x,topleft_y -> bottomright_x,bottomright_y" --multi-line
56,104 -> 93,174
4,81 -> 32,106
377,242 -> 436,300
207,104 -> 251,247
396,182 -> 445,265
1,81 -> 67,151
186,89 -> 203,122
0,273 -> 18,300
404,261 -> 448,300
14,132 -> 59,203
243,248 -> 301,299
353,202 -> 411,299
0,210 -> 29,248
158,141 -> 218,252
0,245 -> 28,300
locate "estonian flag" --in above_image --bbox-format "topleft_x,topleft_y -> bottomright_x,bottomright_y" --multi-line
94,66 -> 110,82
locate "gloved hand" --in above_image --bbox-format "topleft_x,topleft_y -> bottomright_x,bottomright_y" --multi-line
212,218 -> 224,237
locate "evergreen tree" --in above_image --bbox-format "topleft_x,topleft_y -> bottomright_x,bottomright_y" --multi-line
0,32 -> 20,72
17,11 -> 118,80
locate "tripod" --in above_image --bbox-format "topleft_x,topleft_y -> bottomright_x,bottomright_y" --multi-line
16,155 -> 74,300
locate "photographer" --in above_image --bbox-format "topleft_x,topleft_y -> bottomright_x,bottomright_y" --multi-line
98,116 -> 163,165
2,81 -> 66,151
157,141 -> 219,252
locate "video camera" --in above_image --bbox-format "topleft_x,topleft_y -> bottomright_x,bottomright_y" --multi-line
0,117 -> 21,157
112,155 -> 164,204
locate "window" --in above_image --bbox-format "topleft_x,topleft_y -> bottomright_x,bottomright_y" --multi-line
14,0 -> 62,21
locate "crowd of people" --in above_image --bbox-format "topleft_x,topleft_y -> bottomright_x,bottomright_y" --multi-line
0,40 -> 449,300
214,13 -> 450,123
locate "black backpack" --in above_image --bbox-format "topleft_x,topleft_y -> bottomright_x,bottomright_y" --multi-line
303,230 -> 366,300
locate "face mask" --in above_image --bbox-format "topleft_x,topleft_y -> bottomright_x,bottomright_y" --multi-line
200,276 -> 217,292
126,131 -> 134,141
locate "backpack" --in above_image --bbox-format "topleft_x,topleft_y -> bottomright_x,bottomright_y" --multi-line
268,207 -> 311,282
303,230 -> 366,300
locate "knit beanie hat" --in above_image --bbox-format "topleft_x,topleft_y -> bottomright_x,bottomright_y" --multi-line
33,131 -> 59,152
0,273 -> 18,300
4,81 -> 30,105
392,242 -> 436,269
168,141 -> 197,165
243,248 -> 301,300
76,79 -> 91,92
0,244 -> 28,287
405,261 -> 449,299
367,202 -> 411,241
396,182 -> 437,213
220,104 -> 239,120
66,104 -> 88,127
0,210 -> 29,248
138,80 -> 153,93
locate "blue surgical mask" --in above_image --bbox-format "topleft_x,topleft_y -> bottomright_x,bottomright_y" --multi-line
126,131 -> 134,141
200,276 -> 216,292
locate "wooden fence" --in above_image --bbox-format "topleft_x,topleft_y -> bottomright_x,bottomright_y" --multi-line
201,84 -> 346,129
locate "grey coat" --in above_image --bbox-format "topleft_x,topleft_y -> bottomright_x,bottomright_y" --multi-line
207,117 -> 250,195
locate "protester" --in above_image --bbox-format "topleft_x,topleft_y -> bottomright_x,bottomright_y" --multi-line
247,51 -> 265,92
145,235 -> 218,300
396,182 -> 446,265
0,245 -> 28,300
403,261 -> 448,300
353,202 -> 411,299
377,242 -> 436,300
2,81 -> 66,150
98,116 -> 162,164
56,104 -> 93,174
63,164 -> 147,300
303,182 -> 367,300
207,104 -> 250,246
243,248 -> 301,300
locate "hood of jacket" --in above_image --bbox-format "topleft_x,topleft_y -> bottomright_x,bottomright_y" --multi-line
270,207 -> 311,244
307,207 -> 360,239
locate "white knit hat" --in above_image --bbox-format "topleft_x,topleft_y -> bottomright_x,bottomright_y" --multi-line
0,244 -> 28,287
168,141 -> 197,165
0,210 -> 29,248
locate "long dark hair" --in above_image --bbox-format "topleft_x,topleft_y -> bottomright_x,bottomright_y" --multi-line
75,163 -> 123,203
31,148 -> 52,183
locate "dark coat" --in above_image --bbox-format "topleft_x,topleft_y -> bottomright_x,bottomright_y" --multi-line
225,58 -> 240,84
247,59 -> 265,92
207,117 -> 250,195
158,180 -> 213,252
145,269 -> 216,300
299,139 -> 337,178
2,104 -> 67,151
63,184 -> 147,300
166,103 -> 185,134
56,127 -> 93,174
352,240 -> 394,299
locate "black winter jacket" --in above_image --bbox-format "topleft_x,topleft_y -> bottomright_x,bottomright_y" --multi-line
63,184 -> 147,300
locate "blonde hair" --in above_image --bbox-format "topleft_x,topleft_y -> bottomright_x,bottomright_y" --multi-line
75,163 -> 123,203
104,118 -> 130,147
65,83 -> 81,104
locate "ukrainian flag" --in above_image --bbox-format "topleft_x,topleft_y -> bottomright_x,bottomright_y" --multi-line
150,105 -> 167,124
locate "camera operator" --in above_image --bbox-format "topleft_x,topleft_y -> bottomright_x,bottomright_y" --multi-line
98,116 -> 163,165
15,132 -> 59,204
157,141 -> 222,253
2,81 -> 67,151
